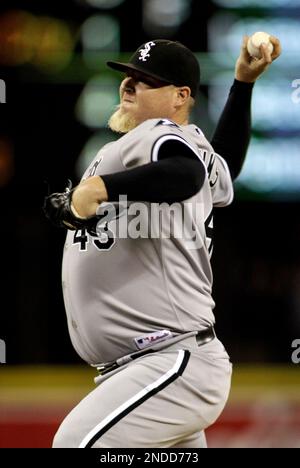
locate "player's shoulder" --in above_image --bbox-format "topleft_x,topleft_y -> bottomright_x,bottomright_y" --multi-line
128,119 -> 209,156
135,118 -> 184,136
149,121 -> 214,156
151,118 -> 182,130
184,124 -> 214,153
126,119 -> 193,150
146,119 -> 202,150
131,119 -> 197,139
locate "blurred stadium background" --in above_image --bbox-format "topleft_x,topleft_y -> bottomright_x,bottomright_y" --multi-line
0,0 -> 300,448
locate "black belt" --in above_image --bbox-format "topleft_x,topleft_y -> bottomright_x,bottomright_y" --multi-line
196,326 -> 216,346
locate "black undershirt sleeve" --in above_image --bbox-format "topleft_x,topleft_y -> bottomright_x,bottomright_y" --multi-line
211,79 -> 254,180
101,139 -> 206,203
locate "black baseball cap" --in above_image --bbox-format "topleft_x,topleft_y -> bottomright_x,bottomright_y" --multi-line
107,40 -> 200,98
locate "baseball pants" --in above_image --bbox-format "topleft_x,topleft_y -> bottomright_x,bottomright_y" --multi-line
52,335 -> 232,448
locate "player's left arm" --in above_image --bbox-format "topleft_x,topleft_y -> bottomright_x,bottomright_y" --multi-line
71,140 -> 205,219
211,35 -> 282,181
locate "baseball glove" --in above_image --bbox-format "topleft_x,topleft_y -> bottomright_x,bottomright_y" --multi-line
43,180 -> 98,233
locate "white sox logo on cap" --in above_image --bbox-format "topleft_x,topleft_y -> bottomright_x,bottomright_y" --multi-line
139,41 -> 156,62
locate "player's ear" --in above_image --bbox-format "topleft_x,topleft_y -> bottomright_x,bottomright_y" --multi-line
176,87 -> 191,105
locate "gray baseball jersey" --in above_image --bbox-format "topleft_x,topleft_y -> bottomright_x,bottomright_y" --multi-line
62,119 -> 233,365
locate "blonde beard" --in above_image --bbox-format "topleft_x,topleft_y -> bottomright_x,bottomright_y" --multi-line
108,106 -> 138,134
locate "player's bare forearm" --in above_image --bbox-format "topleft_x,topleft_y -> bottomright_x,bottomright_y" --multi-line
71,176 -> 108,218
235,35 -> 281,83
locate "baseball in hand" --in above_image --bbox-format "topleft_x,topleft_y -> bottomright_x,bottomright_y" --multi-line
247,32 -> 274,59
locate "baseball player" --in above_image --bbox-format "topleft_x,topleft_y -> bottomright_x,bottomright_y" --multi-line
44,37 -> 281,448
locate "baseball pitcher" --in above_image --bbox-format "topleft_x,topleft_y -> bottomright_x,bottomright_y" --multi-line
44,37 -> 281,448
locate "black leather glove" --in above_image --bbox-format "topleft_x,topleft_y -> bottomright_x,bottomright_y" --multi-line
43,181 -> 99,233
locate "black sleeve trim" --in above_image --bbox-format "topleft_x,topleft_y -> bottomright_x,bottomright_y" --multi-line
101,140 -> 206,204
211,79 -> 254,180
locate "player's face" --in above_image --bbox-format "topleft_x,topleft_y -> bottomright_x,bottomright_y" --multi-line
118,72 -> 178,124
